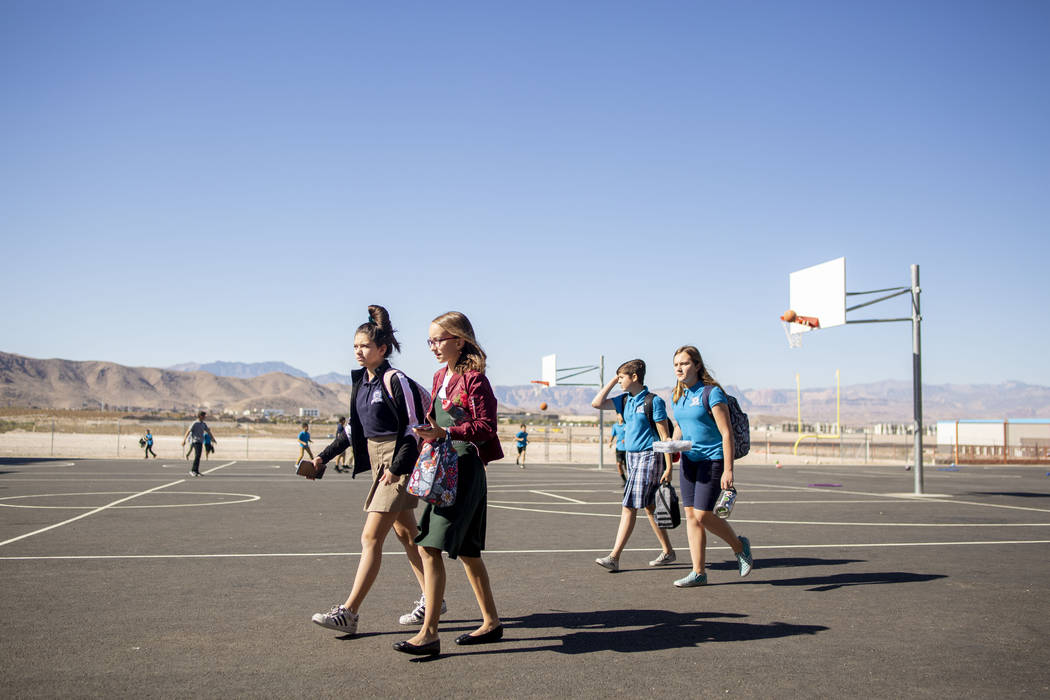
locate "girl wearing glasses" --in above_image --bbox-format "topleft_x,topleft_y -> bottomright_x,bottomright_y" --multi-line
309,305 -> 435,637
394,311 -> 504,656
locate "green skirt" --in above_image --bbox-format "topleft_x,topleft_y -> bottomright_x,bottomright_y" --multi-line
415,452 -> 486,559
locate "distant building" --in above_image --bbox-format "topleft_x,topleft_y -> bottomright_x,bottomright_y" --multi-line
261,408 -> 285,418
299,408 -> 320,418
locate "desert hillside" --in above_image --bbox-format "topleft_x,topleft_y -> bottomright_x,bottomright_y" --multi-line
2,351 -> 1048,423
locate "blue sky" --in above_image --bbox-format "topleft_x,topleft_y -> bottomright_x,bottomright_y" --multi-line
2,1 -> 1048,392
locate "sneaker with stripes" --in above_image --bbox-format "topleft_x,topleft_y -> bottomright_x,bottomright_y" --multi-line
311,605 -> 358,634
398,596 -> 448,625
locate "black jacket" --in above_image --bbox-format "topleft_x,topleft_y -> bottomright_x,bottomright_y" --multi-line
317,360 -> 427,478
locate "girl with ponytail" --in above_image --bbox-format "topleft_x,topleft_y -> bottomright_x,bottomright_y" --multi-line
309,305 -> 440,636
668,345 -> 754,588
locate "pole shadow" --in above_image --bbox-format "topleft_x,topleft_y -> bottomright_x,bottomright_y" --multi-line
754,571 -> 947,592
448,609 -> 827,658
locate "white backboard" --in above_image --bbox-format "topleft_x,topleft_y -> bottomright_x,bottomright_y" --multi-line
788,257 -> 846,333
541,354 -> 558,387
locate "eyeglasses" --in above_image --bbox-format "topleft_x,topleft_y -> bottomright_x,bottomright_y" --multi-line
426,336 -> 457,348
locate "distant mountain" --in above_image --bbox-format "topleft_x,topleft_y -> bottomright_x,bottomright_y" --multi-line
5,353 -> 344,413
3,352 -> 1049,423
168,361 -> 309,379
312,372 -> 352,386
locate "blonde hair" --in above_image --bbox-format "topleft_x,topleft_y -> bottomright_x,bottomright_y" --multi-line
433,311 -> 486,374
671,345 -> 721,403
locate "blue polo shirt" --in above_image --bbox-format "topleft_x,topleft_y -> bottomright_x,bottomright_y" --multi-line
611,388 -> 666,452
298,430 -> 310,445
516,430 -> 528,448
672,383 -> 727,460
610,423 -> 625,450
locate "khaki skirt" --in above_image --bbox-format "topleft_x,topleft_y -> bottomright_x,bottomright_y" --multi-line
363,435 -> 419,513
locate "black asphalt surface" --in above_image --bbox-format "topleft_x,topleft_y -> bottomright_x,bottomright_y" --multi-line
1,457 -> 1048,698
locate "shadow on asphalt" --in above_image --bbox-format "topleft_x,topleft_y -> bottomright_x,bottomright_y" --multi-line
757,571 -> 947,592
706,556 -> 864,571
446,609 -> 828,657
967,491 -> 1050,499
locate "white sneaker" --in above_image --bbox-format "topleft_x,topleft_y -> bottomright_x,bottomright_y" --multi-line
311,605 -> 358,634
398,596 -> 448,625
649,551 -> 677,566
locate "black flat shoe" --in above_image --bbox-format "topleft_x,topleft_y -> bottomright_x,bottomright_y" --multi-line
454,624 -> 504,645
393,639 -> 440,656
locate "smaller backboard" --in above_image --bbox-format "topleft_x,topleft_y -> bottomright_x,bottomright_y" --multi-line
787,257 -> 846,335
541,354 -> 558,387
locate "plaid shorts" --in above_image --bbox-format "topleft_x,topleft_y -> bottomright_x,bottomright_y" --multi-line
622,450 -> 660,509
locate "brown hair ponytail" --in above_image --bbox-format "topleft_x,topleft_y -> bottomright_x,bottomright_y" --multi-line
672,345 -> 721,403
356,304 -> 400,357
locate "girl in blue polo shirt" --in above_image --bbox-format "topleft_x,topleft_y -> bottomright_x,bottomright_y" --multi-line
670,345 -> 753,587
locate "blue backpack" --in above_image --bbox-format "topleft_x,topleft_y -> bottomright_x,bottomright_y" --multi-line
701,386 -> 750,458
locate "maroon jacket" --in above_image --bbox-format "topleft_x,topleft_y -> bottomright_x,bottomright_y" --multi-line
429,366 -> 504,465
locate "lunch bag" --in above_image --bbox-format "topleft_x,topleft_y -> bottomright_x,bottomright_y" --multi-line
407,438 -> 458,507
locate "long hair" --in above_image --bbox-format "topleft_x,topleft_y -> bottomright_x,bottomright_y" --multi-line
355,305 -> 400,358
672,345 -> 721,403
432,311 -> 486,374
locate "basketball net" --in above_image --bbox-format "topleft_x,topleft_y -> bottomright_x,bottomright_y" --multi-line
782,321 -> 803,348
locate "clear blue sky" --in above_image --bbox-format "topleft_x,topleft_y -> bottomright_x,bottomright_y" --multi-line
2,1 -> 1048,391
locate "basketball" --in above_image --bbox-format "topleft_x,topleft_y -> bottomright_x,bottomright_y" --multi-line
782,309 -> 797,322
540,402 -> 548,411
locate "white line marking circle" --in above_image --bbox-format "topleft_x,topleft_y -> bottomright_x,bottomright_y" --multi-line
0,491 -> 261,509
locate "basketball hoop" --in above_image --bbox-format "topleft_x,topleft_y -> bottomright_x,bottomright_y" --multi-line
530,380 -> 550,387
781,310 -> 820,349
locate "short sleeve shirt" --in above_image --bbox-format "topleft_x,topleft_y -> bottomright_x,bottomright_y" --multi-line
672,383 -> 727,460
611,387 -> 666,452
298,431 -> 310,444
516,431 -> 528,448
356,371 -> 399,438
610,423 -> 625,450
189,420 -> 208,443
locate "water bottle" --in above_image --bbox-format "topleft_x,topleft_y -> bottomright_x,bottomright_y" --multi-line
714,487 -> 737,518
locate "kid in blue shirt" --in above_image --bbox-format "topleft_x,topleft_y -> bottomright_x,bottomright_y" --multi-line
297,422 -> 313,464
669,345 -> 753,588
608,416 -> 627,482
590,359 -> 675,572
515,424 -> 529,468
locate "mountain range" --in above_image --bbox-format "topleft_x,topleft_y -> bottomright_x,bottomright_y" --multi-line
3,351 -> 1049,424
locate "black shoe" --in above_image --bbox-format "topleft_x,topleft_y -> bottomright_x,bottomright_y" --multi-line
454,624 -> 504,645
393,639 -> 440,656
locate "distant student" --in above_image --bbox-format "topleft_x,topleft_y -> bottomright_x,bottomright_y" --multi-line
590,359 -> 675,572
608,415 -> 626,483
297,422 -> 313,463
203,430 -> 215,459
669,345 -> 753,587
334,417 -> 348,472
142,429 -> 157,459
181,410 -> 214,477
515,424 -> 528,468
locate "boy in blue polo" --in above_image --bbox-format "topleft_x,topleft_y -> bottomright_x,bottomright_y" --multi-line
608,415 -> 626,483
590,359 -> 675,572
297,422 -> 313,464
515,424 -> 528,468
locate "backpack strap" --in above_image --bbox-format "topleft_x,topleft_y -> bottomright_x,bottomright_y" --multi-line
701,385 -> 713,415
383,368 -> 424,431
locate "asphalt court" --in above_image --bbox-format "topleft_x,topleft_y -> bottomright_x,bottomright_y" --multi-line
1,457 -> 1048,697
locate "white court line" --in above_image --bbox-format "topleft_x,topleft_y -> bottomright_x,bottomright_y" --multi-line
795,469 -> 1022,480
530,490 -> 586,504
3,539 -> 1049,560
0,461 -> 237,548
748,481 -> 1050,514
490,503 -> 1050,527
